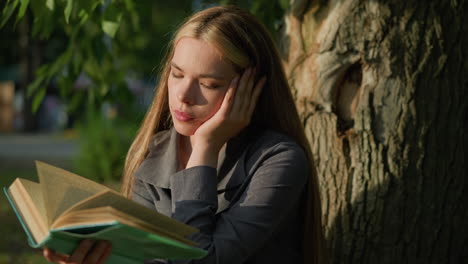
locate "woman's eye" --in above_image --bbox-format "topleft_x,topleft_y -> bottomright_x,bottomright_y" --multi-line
171,72 -> 183,79
201,83 -> 220,89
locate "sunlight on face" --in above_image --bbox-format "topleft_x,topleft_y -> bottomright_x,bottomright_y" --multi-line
168,37 -> 237,136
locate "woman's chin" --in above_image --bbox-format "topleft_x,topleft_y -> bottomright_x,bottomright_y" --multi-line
173,122 -> 197,136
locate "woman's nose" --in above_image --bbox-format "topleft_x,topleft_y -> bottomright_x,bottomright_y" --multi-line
177,80 -> 196,105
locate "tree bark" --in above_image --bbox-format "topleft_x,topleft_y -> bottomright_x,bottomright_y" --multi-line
280,0 -> 468,263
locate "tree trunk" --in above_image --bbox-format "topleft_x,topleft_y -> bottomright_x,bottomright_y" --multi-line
280,0 -> 468,263
19,12 -> 40,132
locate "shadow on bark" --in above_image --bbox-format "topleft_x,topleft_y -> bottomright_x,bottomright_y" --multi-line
326,171 -> 468,264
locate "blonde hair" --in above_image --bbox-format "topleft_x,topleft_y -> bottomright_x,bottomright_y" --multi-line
121,5 -> 325,264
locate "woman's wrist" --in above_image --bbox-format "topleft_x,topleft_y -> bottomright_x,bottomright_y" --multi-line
186,143 -> 220,169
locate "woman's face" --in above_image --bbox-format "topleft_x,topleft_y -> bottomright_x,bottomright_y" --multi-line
168,37 -> 237,136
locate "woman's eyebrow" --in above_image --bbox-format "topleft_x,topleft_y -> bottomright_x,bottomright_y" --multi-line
170,61 -> 226,80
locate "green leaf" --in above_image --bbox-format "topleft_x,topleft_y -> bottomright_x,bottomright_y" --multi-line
49,46 -> 73,75
77,0 -> 102,15
102,19 -> 120,38
26,74 -> 46,97
123,0 -> 135,10
279,0 -> 289,10
17,0 -> 30,22
57,74 -> 75,98
29,0 -> 47,35
68,90 -> 85,113
32,86 -> 47,113
102,3 -> 122,38
46,0 -> 54,11
0,0 -> 20,28
64,0 -> 72,23
99,83 -> 109,96
78,9 -> 89,26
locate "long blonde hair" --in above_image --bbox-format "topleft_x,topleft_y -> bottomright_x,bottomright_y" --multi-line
121,5 -> 325,264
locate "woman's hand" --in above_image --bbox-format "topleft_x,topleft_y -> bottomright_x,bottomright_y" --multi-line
186,67 -> 266,168
43,239 -> 112,264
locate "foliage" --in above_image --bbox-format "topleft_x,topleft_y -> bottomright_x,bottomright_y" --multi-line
73,104 -> 140,183
1,0 -> 195,113
2,0 -> 126,112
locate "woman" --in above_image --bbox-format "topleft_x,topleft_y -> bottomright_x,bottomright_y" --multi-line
44,5 -> 324,264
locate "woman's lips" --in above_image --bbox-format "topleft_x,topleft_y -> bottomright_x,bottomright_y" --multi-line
173,110 -> 194,122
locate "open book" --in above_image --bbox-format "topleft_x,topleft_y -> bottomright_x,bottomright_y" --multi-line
3,161 -> 207,263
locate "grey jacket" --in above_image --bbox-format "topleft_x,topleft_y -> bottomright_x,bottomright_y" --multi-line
132,126 -> 309,264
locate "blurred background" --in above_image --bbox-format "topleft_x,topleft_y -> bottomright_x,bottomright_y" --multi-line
0,0 -> 286,262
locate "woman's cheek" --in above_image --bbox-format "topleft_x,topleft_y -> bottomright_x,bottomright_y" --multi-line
214,90 -> 227,113
204,98 -> 223,120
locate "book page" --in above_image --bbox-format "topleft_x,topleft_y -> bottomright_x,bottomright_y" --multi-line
20,179 -> 47,221
35,161 -> 109,226
8,178 -> 49,243
55,189 -> 197,237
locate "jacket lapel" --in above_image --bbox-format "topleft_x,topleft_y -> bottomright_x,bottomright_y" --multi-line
134,128 -> 178,189
135,125 -> 258,214
215,127 -> 257,213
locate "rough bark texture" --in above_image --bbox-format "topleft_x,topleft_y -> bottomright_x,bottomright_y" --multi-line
281,0 -> 468,263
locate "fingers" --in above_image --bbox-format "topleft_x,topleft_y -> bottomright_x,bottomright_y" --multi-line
215,66 -> 266,132
85,240 -> 112,264
231,67 -> 266,121
248,76 -> 267,116
97,242 -> 113,264
217,76 -> 239,117
67,238 -> 96,263
232,67 -> 254,114
43,248 -> 69,263
44,239 -> 112,264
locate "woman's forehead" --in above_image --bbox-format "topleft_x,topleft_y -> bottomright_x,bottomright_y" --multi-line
171,37 -> 236,79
